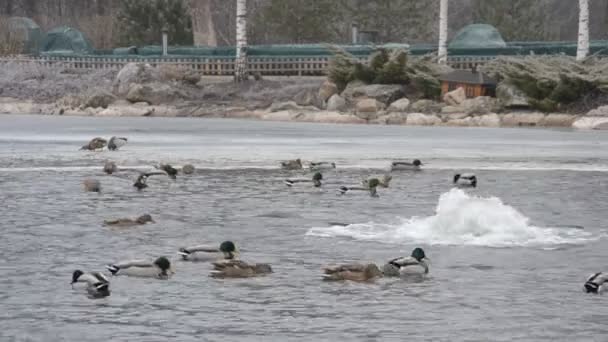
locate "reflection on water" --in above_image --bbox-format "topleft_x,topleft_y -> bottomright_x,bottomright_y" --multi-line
1,115 -> 608,341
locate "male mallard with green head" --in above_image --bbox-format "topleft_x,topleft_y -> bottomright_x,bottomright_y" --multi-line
178,241 -> 239,262
285,172 -> 323,188
383,247 -> 429,277
106,256 -> 173,279
71,270 -> 110,299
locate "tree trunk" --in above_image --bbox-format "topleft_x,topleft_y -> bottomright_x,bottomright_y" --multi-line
438,0 -> 448,64
577,0 -> 590,61
234,0 -> 248,82
190,0 -> 217,46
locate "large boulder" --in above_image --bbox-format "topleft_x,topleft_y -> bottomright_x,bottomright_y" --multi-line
355,98 -> 385,120
294,88 -> 323,109
346,84 -> 405,105
586,106 -> 608,117
501,112 -> 546,126
443,87 -> 466,106
496,83 -> 530,108
474,113 -> 501,127
441,105 -> 466,116
384,112 -> 409,125
406,113 -> 442,126
387,98 -> 411,112
318,80 -> 339,102
298,111 -> 367,124
461,96 -> 501,115
326,94 -> 347,112
83,88 -> 116,109
540,114 -> 577,127
269,101 -> 306,112
97,105 -> 154,117
572,116 -> 608,130
126,83 -> 185,105
114,63 -> 158,95
410,99 -> 445,114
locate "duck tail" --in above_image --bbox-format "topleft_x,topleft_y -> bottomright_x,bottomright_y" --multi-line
177,248 -> 191,260
106,264 -> 119,275
338,186 -> 349,195
284,180 -> 294,187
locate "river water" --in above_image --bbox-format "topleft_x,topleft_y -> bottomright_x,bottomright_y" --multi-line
1,115 -> 607,341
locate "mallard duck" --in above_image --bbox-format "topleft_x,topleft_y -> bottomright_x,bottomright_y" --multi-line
584,272 -> 608,294
309,162 -> 336,171
80,137 -> 107,151
339,178 -> 380,197
285,172 -> 323,188
83,179 -> 101,192
71,270 -> 110,298
133,172 -> 166,190
280,159 -> 303,170
157,164 -> 178,179
454,173 -> 477,188
383,248 -> 429,277
108,136 -> 128,151
362,174 -> 392,188
103,214 -> 155,227
209,259 -> 272,278
322,263 -> 383,282
106,256 -> 173,279
178,241 -> 238,261
182,164 -> 195,175
103,161 -> 117,175
390,159 -> 422,171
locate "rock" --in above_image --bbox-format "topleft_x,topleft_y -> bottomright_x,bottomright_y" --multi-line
269,101 -> 306,112
410,99 -> 445,114
126,83 -> 185,105
355,98 -> 385,120
541,114 -> 577,127
318,80 -> 339,102
326,94 -> 347,112
182,164 -> 195,174
443,87 -> 466,106
406,113 -> 442,126
97,105 -> 154,117
474,113 -> 501,127
293,88 -> 323,109
586,106 -> 608,117
387,98 -> 411,112
262,110 -> 297,121
496,83 -> 530,107
384,112 -> 409,125
340,80 -> 367,101
441,105 -> 466,115
56,94 -> 83,108
461,96 -> 501,115
445,117 -> 474,127
346,84 -> 405,105
501,112 -> 546,127
572,116 -> 608,130
83,88 -> 116,109
114,63 -> 158,95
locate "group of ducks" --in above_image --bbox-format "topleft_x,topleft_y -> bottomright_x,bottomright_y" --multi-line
72,240 -> 430,299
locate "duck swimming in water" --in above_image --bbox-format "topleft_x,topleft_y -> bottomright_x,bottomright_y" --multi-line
383,247 -> 429,277
453,173 -> 477,188
103,214 -> 155,227
285,172 -> 323,188
322,263 -> 383,282
182,164 -> 195,175
83,179 -> 101,192
280,159 -> 303,170
156,164 -> 178,179
339,178 -> 380,197
584,272 -> 608,294
108,136 -> 128,151
106,256 -> 173,279
210,259 -> 273,278
309,162 -> 336,171
71,270 -> 110,298
80,137 -> 107,151
362,174 -> 392,188
178,241 -> 239,262
133,172 -> 166,190
390,159 -> 422,171
103,161 -> 117,175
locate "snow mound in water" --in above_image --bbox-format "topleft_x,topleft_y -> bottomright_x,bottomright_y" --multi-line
307,188 -> 595,247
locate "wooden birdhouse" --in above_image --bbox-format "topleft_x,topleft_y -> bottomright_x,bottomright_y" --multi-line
439,67 -> 497,98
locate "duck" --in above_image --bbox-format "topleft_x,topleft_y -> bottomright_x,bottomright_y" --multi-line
382,247 -> 429,277
390,159 -> 422,171
80,137 -> 107,151
182,164 -> 195,175
157,163 -> 178,179
339,178 -> 380,197
280,159 -> 303,170
103,214 -> 155,227
106,256 -> 173,279
83,179 -> 101,192
108,136 -> 128,151
285,172 -> 323,188
453,173 -> 477,188
362,174 -> 392,188
584,272 -> 608,294
71,270 -> 110,298
178,241 -> 239,262
133,171 -> 166,190
322,263 -> 383,282
103,161 -> 117,175
309,161 -> 336,171
210,259 -> 273,278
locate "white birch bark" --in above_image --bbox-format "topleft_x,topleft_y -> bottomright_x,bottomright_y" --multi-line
235,0 -> 248,81
438,0 -> 448,64
577,0 -> 590,61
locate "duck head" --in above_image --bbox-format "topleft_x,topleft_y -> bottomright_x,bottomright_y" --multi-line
411,247 -> 427,262
219,241 -> 238,259
71,270 -> 84,284
154,256 -> 171,271
312,172 -> 323,187
413,159 -> 422,166
136,214 -> 154,224
367,178 -> 380,188
453,174 -> 461,183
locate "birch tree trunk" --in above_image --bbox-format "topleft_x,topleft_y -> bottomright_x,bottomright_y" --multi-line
438,0 -> 448,64
234,0 -> 248,82
190,0 -> 218,47
577,0 -> 590,61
